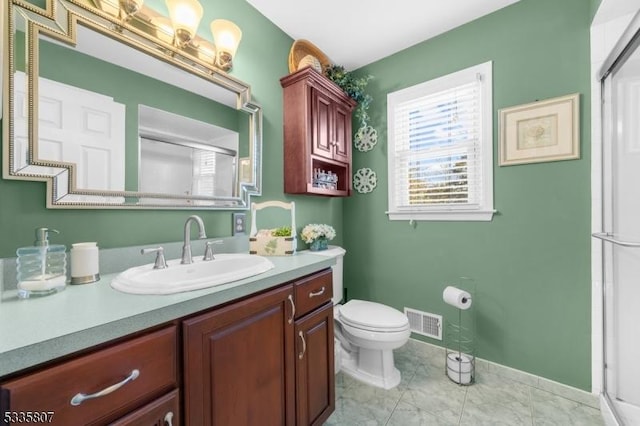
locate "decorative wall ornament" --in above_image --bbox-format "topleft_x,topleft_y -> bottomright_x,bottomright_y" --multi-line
354,125 -> 378,152
353,168 -> 378,193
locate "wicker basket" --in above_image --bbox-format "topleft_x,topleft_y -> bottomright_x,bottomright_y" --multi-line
288,39 -> 331,74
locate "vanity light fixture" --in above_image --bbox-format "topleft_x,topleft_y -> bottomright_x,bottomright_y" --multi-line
196,39 -> 217,63
163,0 -> 242,71
118,0 -> 144,21
106,0 -> 242,71
166,0 -> 204,48
150,16 -> 175,44
210,19 -> 242,71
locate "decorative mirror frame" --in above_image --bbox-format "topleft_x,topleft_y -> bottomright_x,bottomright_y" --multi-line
1,0 -> 263,209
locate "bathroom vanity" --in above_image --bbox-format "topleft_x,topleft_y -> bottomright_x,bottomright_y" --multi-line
0,254 -> 335,426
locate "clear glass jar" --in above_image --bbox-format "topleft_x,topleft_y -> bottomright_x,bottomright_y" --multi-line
16,244 -> 67,299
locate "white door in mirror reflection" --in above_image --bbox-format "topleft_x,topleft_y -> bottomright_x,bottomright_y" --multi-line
13,72 -> 125,190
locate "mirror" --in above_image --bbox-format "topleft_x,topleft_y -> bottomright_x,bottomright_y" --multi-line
3,0 -> 262,208
138,105 -> 239,204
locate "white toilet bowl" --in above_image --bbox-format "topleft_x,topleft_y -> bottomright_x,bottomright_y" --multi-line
309,246 -> 411,390
334,299 -> 410,389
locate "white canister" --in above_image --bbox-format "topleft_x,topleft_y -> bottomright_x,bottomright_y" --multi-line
70,242 -> 100,284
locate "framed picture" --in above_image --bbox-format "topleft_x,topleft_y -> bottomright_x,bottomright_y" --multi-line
499,93 -> 580,166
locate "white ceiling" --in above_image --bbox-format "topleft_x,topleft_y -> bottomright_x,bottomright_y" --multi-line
247,0 -> 520,70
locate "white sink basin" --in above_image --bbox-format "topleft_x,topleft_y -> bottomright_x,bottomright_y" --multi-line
111,254 -> 275,295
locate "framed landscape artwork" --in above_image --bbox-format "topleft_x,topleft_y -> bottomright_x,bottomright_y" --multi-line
499,93 -> 580,166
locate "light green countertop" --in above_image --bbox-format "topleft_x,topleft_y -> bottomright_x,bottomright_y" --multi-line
0,252 -> 334,377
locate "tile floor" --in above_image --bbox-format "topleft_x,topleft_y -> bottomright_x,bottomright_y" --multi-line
325,340 -> 604,425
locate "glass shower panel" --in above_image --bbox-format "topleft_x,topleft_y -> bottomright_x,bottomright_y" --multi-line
603,35 -> 640,425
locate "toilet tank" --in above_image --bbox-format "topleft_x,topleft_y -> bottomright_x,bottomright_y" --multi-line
308,246 -> 345,305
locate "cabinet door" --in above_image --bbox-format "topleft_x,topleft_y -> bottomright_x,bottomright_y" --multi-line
332,102 -> 351,164
183,285 -> 295,426
312,88 -> 334,159
110,389 -> 179,426
295,302 -> 335,426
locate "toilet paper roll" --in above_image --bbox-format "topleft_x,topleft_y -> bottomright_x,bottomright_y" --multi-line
446,352 -> 473,373
446,352 -> 473,384
442,286 -> 472,310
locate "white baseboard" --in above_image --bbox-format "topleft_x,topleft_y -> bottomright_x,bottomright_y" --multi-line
407,338 -> 599,409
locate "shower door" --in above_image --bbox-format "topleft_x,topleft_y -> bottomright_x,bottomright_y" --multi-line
599,23 -> 640,425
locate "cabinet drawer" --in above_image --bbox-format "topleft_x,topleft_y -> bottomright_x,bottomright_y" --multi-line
110,389 -> 180,426
0,326 -> 177,426
294,269 -> 332,318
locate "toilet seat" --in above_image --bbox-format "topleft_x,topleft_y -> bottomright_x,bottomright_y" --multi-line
338,300 -> 409,333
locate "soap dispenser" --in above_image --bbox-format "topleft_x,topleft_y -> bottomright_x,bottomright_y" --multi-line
16,228 -> 67,299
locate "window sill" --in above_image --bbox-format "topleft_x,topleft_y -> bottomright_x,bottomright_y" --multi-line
387,209 -> 496,222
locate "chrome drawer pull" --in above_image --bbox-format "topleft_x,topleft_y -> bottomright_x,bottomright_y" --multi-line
308,286 -> 326,298
164,411 -> 174,426
298,331 -> 306,360
70,369 -> 140,406
287,294 -> 295,324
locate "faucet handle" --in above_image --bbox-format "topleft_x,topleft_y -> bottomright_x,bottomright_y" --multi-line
203,240 -> 224,261
141,247 -> 168,269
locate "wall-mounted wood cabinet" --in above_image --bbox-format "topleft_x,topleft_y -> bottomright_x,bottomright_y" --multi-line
281,68 -> 357,197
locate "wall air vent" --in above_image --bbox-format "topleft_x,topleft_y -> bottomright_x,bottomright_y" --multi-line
404,308 -> 442,340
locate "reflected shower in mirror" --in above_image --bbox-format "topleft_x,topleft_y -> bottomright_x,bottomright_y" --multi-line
3,0 -> 262,209
138,105 -> 239,202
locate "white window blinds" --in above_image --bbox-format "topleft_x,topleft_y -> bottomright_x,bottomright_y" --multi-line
387,62 -> 494,221
193,150 -> 217,196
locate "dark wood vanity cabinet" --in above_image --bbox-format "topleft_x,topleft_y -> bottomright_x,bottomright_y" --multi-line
0,269 -> 334,426
295,303 -> 334,426
292,270 -> 335,426
183,284 -> 296,426
182,268 -> 334,426
0,326 -> 178,426
281,67 -> 356,197
110,389 -> 180,425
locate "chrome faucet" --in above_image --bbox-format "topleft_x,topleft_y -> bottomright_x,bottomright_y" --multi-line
141,246 -> 168,269
181,215 -> 207,264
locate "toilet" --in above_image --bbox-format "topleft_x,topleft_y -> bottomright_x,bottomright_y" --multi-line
310,246 -> 411,390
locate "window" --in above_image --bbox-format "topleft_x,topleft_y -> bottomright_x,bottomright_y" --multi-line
193,149 -> 217,196
387,62 -> 494,221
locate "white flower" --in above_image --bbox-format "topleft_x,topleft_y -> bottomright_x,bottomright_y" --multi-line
301,224 -> 336,244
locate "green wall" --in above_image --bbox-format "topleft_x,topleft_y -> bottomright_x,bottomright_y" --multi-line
345,0 -> 592,390
0,1 -> 344,257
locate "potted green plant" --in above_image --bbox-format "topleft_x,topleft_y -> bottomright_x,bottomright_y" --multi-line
324,65 -> 373,129
324,65 -> 377,152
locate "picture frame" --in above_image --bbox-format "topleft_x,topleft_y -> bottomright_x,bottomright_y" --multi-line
499,93 -> 580,166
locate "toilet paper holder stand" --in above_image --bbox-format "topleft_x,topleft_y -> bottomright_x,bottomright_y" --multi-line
443,281 -> 476,386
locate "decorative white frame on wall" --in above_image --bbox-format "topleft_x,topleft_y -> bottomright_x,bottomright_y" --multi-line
499,93 -> 580,166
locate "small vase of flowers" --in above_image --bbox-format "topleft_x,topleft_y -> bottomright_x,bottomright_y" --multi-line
301,224 -> 336,251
